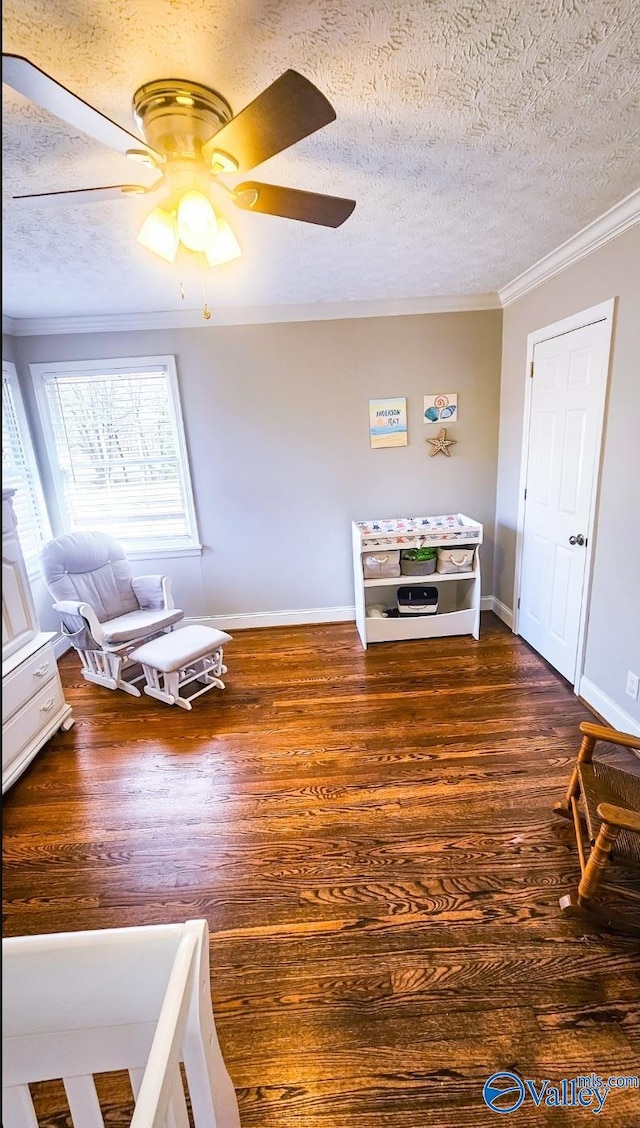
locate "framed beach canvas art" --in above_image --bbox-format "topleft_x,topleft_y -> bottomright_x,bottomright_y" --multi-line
369,397 -> 408,448
424,393 -> 458,423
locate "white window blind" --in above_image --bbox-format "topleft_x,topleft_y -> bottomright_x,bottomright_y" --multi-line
33,356 -> 199,553
2,363 -> 51,569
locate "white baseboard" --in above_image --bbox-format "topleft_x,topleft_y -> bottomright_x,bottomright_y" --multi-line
53,633 -> 72,659
185,598 -> 497,632
184,605 -> 356,631
578,676 -> 640,737
487,597 -> 514,628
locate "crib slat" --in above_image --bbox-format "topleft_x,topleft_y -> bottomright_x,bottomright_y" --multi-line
63,1075 -> 104,1128
135,1064 -> 187,1128
165,1069 -> 190,1128
2,1085 -> 39,1128
132,1066 -> 189,1128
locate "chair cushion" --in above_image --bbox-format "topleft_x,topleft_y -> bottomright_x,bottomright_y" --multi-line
41,532 -> 138,621
130,625 -> 232,672
101,608 -> 184,644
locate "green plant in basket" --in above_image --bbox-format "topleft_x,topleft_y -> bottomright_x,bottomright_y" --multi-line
403,546 -> 437,561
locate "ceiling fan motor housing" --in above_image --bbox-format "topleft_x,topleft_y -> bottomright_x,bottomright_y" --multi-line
132,80 -> 233,159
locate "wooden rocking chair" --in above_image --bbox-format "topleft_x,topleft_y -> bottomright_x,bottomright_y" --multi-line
554,721 -> 640,936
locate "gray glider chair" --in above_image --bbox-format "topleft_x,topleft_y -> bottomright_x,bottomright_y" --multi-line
41,531 -> 184,696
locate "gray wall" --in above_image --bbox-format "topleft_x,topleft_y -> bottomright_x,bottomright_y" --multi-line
494,224 -> 640,725
10,310 -> 502,628
3,333 -> 16,363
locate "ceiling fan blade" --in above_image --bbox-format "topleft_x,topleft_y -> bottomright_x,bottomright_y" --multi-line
11,184 -> 151,206
233,181 -> 355,227
2,54 -> 159,162
202,70 -> 336,172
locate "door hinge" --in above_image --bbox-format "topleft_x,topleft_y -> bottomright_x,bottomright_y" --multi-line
524,487 -> 527,500
530,360 -> 534,378
517,597 -> 521,610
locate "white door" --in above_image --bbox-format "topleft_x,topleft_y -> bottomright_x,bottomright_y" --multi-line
518,319 -> 609,682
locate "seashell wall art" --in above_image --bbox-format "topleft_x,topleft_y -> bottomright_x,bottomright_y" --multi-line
424,393 -> 458,423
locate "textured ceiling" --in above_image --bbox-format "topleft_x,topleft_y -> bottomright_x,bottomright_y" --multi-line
3,0 -> 640,320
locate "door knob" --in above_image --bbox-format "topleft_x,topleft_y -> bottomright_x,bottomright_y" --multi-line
569,534 -> 586,546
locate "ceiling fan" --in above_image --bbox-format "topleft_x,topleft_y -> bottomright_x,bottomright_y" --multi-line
2,54 -> 356,271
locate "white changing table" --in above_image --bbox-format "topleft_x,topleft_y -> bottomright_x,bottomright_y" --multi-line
352,513 -> 483,648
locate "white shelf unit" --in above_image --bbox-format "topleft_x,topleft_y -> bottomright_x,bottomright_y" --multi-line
352,514 -> 483,649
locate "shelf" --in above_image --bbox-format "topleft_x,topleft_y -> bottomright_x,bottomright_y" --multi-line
365,608 -> 477,643
364,570 -> 476,587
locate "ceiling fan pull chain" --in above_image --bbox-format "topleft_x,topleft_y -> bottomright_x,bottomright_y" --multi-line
198,253 -> 212,320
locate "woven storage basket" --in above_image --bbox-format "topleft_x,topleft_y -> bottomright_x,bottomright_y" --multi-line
436,547 -> 474,574
362,550 -> 400,579
400,554 -> 436,576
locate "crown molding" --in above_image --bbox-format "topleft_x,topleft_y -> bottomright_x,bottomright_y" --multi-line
499,187 -> 640,307
2,292 -> 500,337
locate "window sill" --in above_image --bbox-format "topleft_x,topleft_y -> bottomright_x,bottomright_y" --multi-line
125,544 -> 203,560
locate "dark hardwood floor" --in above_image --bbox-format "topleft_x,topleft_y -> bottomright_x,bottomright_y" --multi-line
3,614 -> 639,1126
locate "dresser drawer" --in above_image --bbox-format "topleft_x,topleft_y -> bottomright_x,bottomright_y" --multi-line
2,643 -> 58,722
2,677 -> 66,771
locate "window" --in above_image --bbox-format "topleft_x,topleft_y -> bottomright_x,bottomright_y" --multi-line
2,362 -> 51,571
31,355 -> 200,556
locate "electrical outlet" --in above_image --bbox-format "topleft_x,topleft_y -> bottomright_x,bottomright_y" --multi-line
626,671 -> 639,700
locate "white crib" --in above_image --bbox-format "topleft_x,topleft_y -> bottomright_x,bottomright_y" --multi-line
2,920 -> 241,1128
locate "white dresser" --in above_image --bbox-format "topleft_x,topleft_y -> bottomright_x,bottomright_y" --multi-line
2,489 -> 73,793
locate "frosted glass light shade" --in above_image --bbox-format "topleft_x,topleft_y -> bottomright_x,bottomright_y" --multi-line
177,190 -> 217,252
137,208 -> 178,263
204,218 -> 242,266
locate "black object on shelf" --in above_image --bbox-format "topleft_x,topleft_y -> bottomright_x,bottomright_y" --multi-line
397,585 -> 439,616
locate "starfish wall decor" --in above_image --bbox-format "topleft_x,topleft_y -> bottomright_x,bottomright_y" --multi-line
427,427 -> 457,457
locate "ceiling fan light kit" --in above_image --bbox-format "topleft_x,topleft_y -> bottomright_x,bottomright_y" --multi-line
3,53 -> 356,303
203,218 -> 241,267
136,192 -> 241,267
176,190 -> 217,252
137,207 -> 179,263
